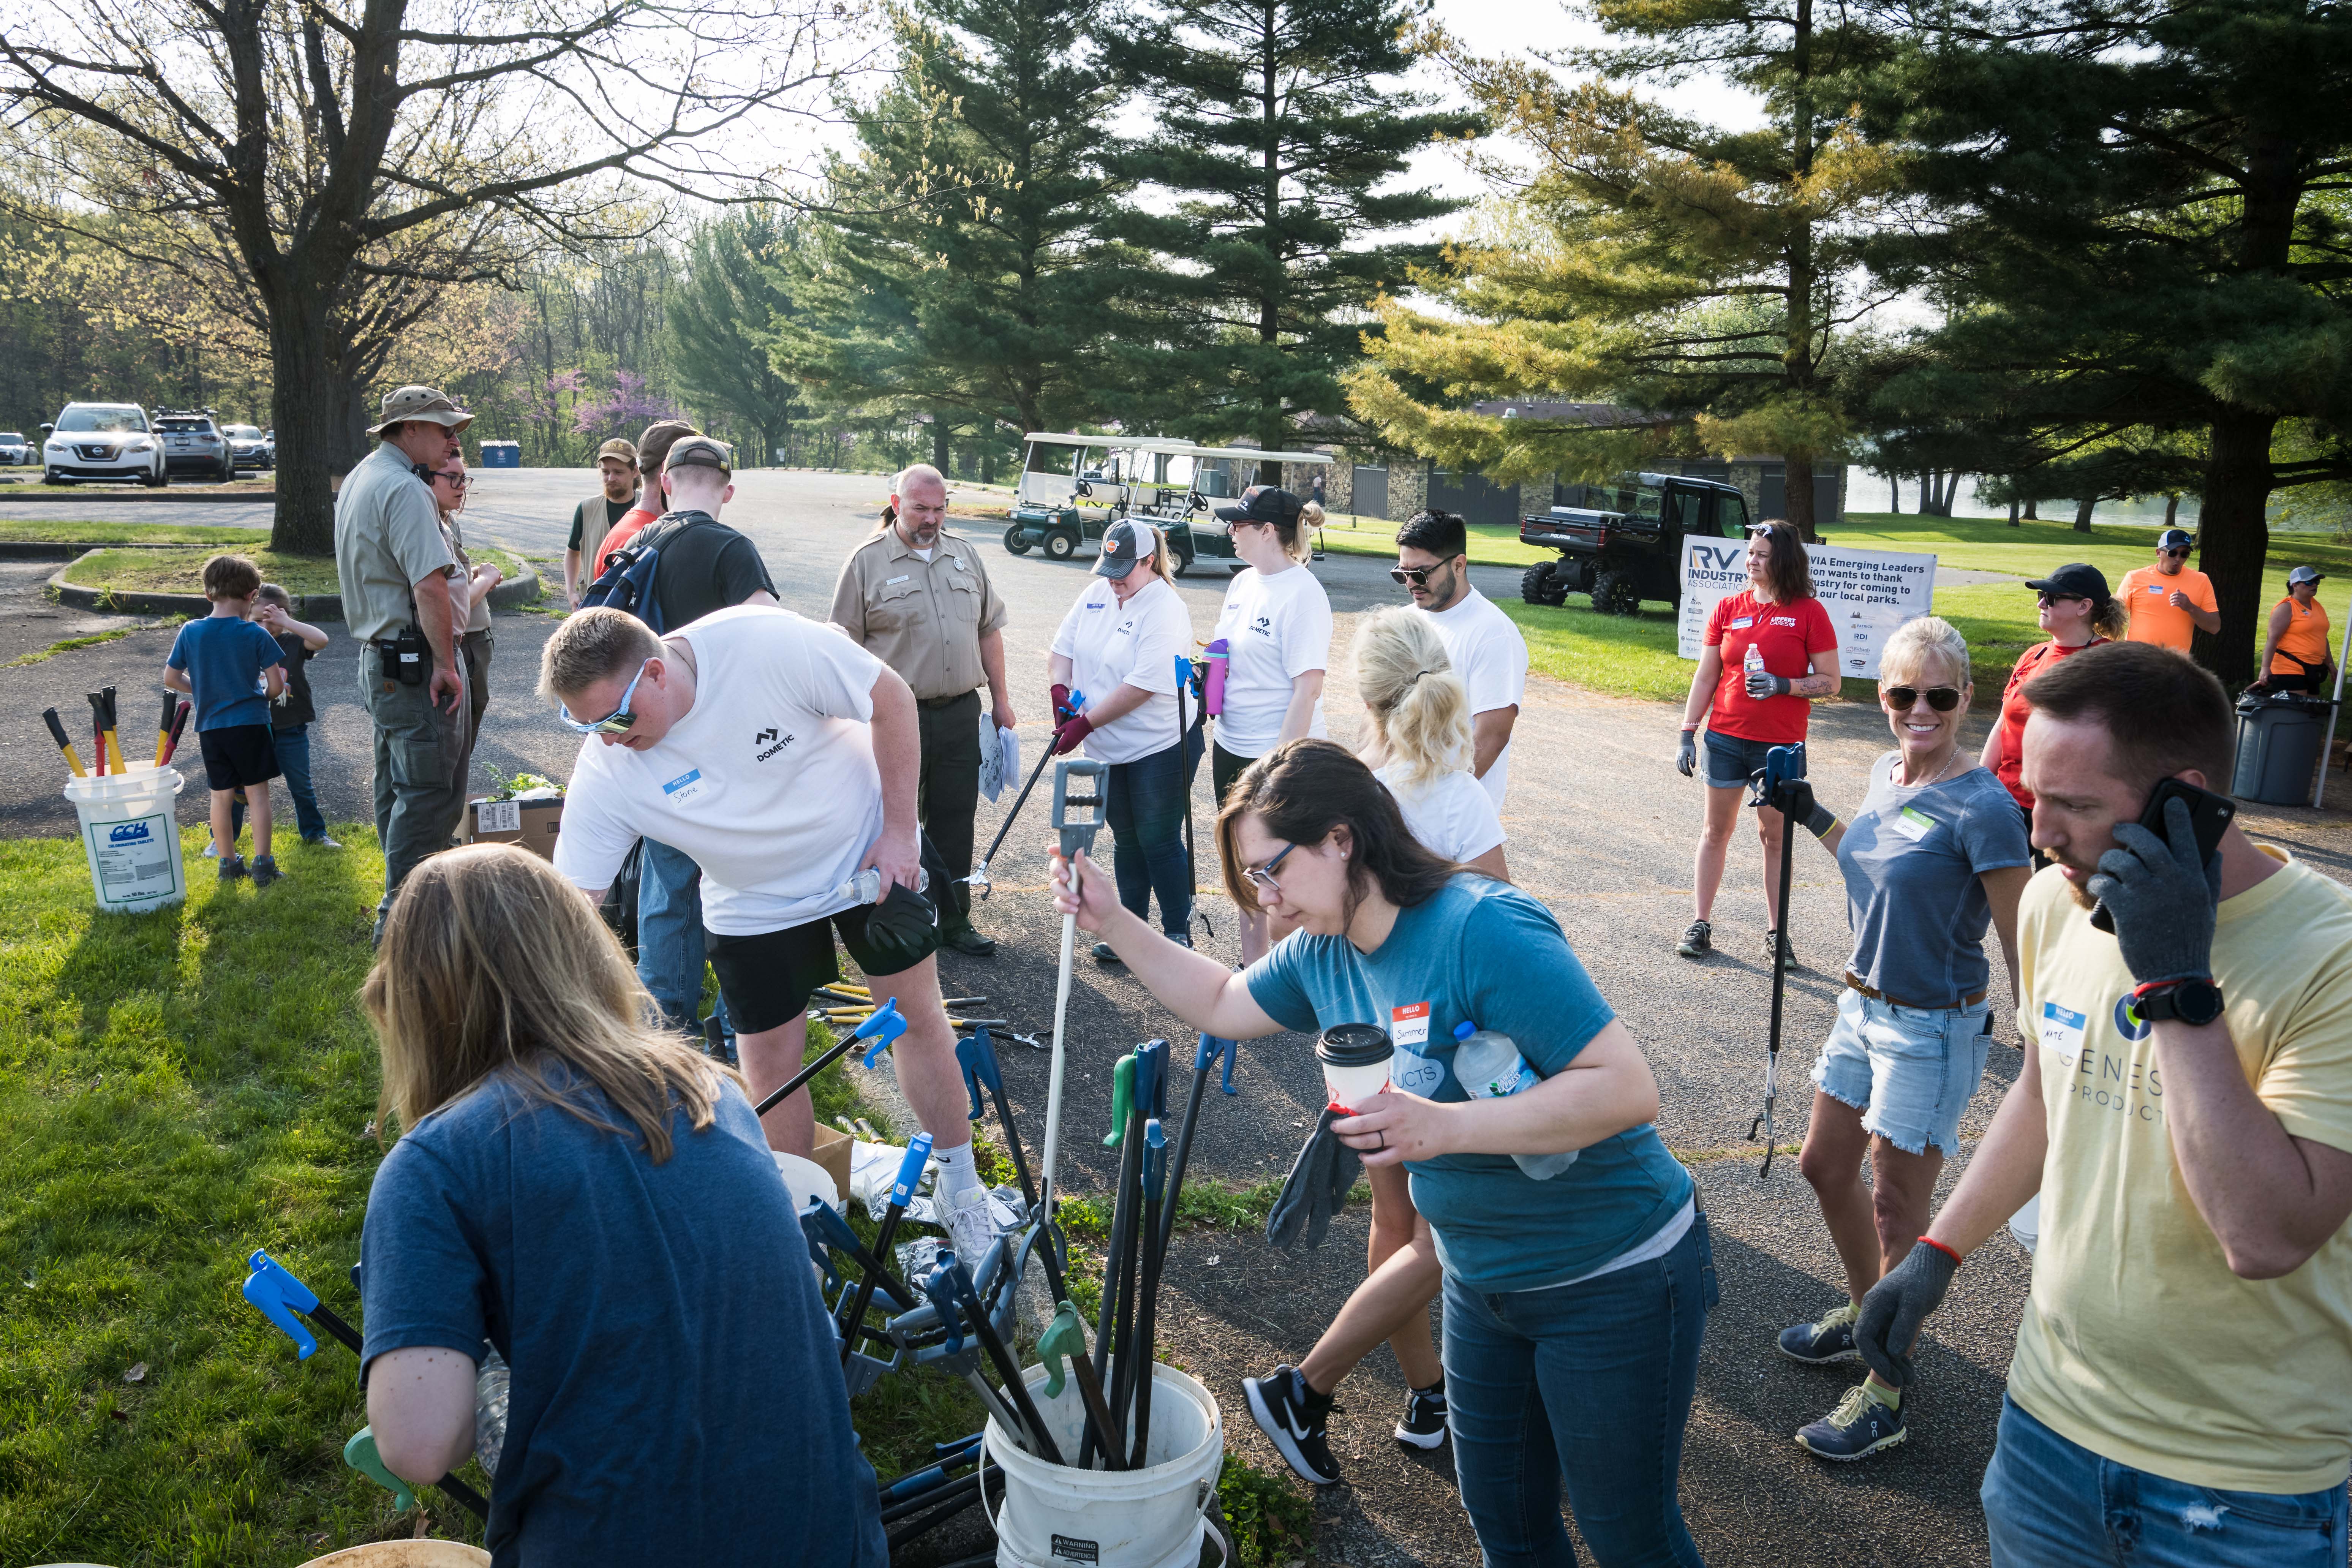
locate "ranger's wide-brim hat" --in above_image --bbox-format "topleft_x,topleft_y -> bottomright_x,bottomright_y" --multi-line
368,386 -> 474,438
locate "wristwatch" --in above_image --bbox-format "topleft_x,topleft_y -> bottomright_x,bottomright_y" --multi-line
2133,979 -> 2226,1027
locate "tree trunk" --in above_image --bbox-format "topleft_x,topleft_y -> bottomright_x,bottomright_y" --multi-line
1783,452 -> 1818,539
266,289 -> 345,555
2164,493 -> 2179,528
1887,472 -> 1901,513
2191,409 -> 2278,687
2008,498 -> 2020,527
2073,498 -> 2094,533
931,419 -> 950,475
2024,498 -> 2037,519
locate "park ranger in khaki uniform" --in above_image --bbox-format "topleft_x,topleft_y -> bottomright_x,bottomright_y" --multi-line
333,384 -> 474,939
829,463 -> 1014,955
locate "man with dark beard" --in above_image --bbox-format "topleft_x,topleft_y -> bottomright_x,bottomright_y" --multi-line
1851,640 -> 2352,1565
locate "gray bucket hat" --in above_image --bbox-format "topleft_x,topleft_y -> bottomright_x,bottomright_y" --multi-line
367,385 -> 474,438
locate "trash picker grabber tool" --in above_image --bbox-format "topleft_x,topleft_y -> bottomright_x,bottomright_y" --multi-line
154,689 -> 176,767
1080,1056 -> 1140,1470
101,686 -> 120,775
1038,757 -> 1107,1205
1174,655 -> 1197,934
1748,742 -> 1806,1180
801,1195 -> 918,1312
161,698 -> 191,765
840,1133 -> 933,1366
43,708 -> 87,778
959,1026 -> 1066,1302
1128,1118 -> 1168,1469
1101,1053 -> 1135,1150
1039,1301 -> 1122,1470
1161,1033 -> 1230,1256
944,1250 -> 1066,1465
965,696 -> 1072,901
87,692 -> 107,776
756,997 -> 906,1119
1110,1042 -> 1165,1435
919,1259 -> 1029,1440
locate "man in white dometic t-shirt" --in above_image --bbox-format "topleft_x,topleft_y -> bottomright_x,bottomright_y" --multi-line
1394,509 -> 1528,807
541,604 -> 1002,1265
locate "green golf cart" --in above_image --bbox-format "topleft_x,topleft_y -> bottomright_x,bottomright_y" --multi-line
1002,433 -> 1332,574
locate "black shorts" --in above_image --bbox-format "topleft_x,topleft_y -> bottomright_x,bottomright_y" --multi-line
1211,740 -> 1257,811
706,899 -> 942,1035
198,724 -> 280,790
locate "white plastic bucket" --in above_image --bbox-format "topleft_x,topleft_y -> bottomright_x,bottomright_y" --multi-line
63,763 -> 187,914
987,1362 -> 1225,1568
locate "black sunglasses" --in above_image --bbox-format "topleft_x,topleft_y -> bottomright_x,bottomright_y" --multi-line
2162,547 -> 2191,558
2035,591 -> 2083,607
1883,685 -> 1963,712
1389,558 -> 1459,586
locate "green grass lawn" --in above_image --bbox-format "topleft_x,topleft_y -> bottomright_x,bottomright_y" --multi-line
0,520 -> 275,545
64,546 -> 531,599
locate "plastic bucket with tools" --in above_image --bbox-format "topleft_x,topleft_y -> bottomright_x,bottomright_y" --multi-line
986,1362 -> 1225,1568
64,763 -> 187,914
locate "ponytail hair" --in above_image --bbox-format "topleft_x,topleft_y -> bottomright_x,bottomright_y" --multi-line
1281,502 -> 1322,563
1353,606 -> 1473,792
2090,591 -> 2128,641
1216,739 -> 1463,924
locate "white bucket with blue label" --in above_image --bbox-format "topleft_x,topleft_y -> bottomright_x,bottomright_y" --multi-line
65,763 -> 188,914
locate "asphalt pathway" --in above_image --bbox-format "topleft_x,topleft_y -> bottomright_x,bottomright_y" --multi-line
8,470 -> 2351,1566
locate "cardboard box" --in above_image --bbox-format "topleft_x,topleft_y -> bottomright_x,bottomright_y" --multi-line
811,1124 -> 854,1206
462,794 -> 563,859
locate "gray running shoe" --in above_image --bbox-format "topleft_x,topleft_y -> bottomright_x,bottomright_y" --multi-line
1676,919 -> 1712,958
1796,1384 -> 1908,1461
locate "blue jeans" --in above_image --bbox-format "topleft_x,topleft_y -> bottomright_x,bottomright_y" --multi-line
1442,1217 -> 1715,1568
228,724 -> 328,841
638,839 -> 732,1051
1104,727 -> 1204,938
1982,1393 -> 2346,1567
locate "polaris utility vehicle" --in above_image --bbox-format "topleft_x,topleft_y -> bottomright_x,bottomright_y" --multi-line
1518,471 -> 1750,615
41,403 -> 166,486
1003,432 -> 1332,574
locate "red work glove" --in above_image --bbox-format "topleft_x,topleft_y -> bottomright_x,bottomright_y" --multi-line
1053,712 -> 1094,755
1051,683 -> 1075,723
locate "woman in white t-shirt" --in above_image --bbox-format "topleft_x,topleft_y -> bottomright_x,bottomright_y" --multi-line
1207,486 -> 1334,962
1047,520 -> 1204,958
1353,607 -> 1507,878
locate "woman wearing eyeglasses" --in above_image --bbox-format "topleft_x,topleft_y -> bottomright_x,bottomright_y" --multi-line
1756,616 -> 2030,1461
1674,518 -> 1839,966
1051,740 -> 1712,1565
431,458 -> 501,741
1979,563 -> 2122,845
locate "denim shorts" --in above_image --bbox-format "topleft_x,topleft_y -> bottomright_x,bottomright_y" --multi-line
1702,729 -> 1778,789
1812,986 -> 1993,1156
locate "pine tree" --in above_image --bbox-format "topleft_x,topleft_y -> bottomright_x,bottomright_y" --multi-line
1106,0 -> 1477,473
670,210 -> 808,466
1344,0 -> 1905,536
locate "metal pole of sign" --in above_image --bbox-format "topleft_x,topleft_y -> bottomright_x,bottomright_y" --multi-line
2312,600 -> 2352,810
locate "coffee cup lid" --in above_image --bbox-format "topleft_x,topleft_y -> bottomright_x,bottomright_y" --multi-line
1316,1023 -> 1394,1067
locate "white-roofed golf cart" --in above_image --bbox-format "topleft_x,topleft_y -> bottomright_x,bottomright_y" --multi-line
1003,432 -> 1332,573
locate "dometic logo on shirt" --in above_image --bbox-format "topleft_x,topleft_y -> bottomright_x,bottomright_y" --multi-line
1250,614 -> 1274,639
1115,618 -> 1137,638
754,726 -> 797,761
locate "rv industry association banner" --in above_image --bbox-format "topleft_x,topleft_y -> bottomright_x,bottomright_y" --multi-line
1677,537 -> 1938,680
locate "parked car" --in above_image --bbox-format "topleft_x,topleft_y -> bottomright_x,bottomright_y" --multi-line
155,409 -> 236,482
223,423 -> 272,470
42,403 -> 166,487
1517,472 -> 1750,615
0,431 -> 30,466
262,428 -> 275,463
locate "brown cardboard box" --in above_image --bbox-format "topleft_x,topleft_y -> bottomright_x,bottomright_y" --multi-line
811,1124 -> 854,1205
462,795 -> 564,860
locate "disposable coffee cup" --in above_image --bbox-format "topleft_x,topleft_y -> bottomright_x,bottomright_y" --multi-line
1317,1023 -> 1395,1111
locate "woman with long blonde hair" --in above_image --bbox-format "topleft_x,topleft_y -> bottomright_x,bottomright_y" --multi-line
1354,607 -> 1507,879
357,843 -> 886,1565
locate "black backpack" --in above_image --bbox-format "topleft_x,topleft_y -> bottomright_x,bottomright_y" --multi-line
577,511 -> 710,632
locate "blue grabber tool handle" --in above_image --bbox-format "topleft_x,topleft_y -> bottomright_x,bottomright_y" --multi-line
956,1034 -> 986,1123
838,1132 -> 934,1364
243,1250 -> 362,1361
925,1253 -> 967,1355
801,1196 -> 918,1310
860,997 -> 909,1068
1133,1037 -> 1168,1123
756,996 -> 907,1119
890,1132 -> 933,1209
1218,1032 -> 1238,1094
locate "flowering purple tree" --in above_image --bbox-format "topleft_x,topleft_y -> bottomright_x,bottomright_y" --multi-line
574,370 -> 683,440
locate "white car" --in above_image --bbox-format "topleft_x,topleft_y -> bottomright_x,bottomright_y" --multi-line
0,431 -> 30,466
44,403 -> 166,486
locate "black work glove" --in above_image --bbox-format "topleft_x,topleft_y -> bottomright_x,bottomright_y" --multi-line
2086,795 -> 2221,985
1767,778 -> 1837,838
860,880 -> 938,973
1854,1240 -> 1960,1387
1676,731 -> 1696,778
1266,1107 -> 1363,1253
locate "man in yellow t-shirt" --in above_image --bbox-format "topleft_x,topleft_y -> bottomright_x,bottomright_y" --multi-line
1851,641 -> 2352,1567
2116,527 -> 2220,650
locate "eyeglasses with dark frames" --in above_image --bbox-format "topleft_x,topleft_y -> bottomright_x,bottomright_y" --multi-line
1881,685 -> 1963,713
1242,841 -> 1296,895
433,469 -> 469,488
558,658 -> 653,736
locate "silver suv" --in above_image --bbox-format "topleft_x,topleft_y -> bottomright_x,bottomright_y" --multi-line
0,432 -> 30,465
156,410 -> 236,482
223,423 -> 272,471
42,403 -> 166,486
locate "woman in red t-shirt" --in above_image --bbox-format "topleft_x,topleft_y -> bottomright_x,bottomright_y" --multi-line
1674,520 -> 1840,965
1978,563 -> 2123,841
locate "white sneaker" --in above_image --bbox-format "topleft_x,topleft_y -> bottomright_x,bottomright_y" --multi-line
942,1181 -> 1000,1266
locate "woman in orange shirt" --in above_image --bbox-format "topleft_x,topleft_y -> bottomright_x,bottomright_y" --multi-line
1979,564 -> 2126,841
2253,565 -> 2336,694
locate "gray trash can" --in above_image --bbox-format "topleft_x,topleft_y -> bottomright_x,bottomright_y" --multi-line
2233,693 -> 2336,805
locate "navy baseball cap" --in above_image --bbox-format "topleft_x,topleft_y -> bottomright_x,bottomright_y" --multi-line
2024,562 -> 2109,601
1214,487 -> 1303,526
1094,519 -> 1155,580
2158,527 -> 2194,550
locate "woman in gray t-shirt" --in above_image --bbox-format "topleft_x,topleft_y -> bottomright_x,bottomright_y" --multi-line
1764,615 -> 2031,1463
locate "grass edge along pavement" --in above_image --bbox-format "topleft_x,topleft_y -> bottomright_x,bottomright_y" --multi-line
0,826 -> 1311,1567
63,545 -> 533,601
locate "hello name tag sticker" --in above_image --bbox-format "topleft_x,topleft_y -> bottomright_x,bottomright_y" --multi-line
1730,616 -> 1755,629
2039,1001 -> 2087,1059
1893,806 -> 1937,841
1391,1001 -> 1430,1047
885,574 -> 910,586
662,768 -> 708,806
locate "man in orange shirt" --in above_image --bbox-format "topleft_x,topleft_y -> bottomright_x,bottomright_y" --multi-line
2116,527 -> 2219,650
2252,564 -> 2336,694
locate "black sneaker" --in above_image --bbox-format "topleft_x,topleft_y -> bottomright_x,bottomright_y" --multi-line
1676,918 -> 1712,958
1764,928 -> 1801,971
1243,1364 -> 1340,1485
1796,1384 -> 1908,1461
218,854 -> 249,882
250,855 -> 282,889
1394,1381 -> 1447,1449
940,922 -> 997,957
1777,1300 -> 1860,1365
1091,942 -> 1123,964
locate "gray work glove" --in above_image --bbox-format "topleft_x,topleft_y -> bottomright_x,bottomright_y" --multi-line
1745,668 -> 1791,700
2086,795 -> 2221,984
1675,731 -> 1697,778
1854,1240 -> 1959,1387
1266,1107 -> 1363,1253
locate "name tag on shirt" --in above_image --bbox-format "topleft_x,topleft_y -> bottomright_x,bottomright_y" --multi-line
662,768 -> 708,805
1392,1002 -> 1430,1046
2147,585 -> 2165,594
2039,1001 -> 2087,1059
1730,616 -> 1754,629
885,574 -> 910,586
1893,806 -> 1936,841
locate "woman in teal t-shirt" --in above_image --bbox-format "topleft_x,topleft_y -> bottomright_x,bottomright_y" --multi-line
1052,739 -> 1711,1568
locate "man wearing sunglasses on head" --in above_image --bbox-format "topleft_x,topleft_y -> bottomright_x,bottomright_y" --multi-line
2118,527 -> 2219,651
536,605 -> 1008,1269
1393,509 -> 1527,808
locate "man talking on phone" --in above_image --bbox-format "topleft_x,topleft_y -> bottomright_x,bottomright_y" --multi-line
1847,641 -> 2352,1565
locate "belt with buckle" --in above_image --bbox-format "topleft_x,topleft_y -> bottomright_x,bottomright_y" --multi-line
917,690 -> 978,710
1845,971 -> 1986,1011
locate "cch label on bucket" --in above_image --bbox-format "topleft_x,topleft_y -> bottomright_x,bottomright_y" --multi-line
87,812 -> 178,902
1050,1536 -> 1100,1564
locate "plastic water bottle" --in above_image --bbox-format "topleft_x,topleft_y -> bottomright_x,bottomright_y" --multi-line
1744,642 -> 1767,691
836,867 -> 930,905
1451,1021 -> 1577,1179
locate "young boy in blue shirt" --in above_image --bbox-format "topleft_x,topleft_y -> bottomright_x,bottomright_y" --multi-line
166,555 -> 288,887
226,582 -> 338,850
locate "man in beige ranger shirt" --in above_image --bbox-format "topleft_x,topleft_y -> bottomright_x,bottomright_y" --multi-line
334,385 -> 473,939
829,463 -> 1013,955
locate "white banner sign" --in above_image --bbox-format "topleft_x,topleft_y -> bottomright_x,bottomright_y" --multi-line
1677,538 -> 1938,680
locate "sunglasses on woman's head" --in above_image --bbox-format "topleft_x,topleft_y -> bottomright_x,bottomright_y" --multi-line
1242,841 -> 1295,894
1882,685 -> 1963,712
558,658 -> 652,735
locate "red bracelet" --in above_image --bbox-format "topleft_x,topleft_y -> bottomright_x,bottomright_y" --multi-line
1920,1236 -> 1963,1267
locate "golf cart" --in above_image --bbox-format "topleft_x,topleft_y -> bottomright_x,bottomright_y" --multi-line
1004,432 -> 1332,574
1517,471 -> 1750,615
